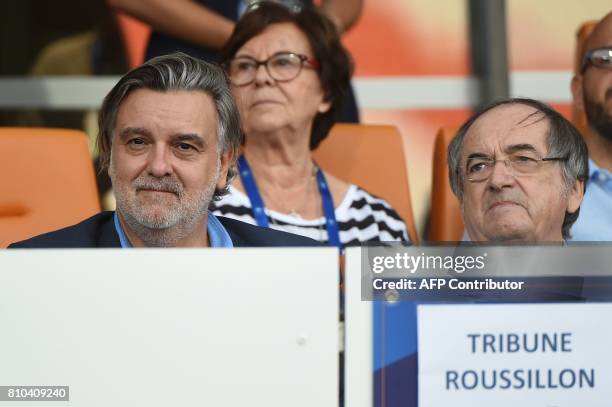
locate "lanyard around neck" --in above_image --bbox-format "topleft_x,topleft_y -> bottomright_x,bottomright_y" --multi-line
237,155 -> 341,247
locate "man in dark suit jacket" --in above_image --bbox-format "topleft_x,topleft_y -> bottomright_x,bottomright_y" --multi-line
9,211 -> 318,248
11,53 -> 317,249
373,98 -> 591,407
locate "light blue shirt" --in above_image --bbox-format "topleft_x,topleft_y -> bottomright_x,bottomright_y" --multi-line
569,159 -> 612,241
113,212 -> 234,248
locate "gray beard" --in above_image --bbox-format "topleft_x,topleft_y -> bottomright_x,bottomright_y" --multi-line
119,207 -> 208,247
122,178 -> 217,247
112,162 -> 220,247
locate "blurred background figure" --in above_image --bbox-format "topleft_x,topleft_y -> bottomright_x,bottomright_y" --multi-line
107,0 -> 362,123
570,11 -> 612,240
211,2 -> 409,247
8,0 -> 128,199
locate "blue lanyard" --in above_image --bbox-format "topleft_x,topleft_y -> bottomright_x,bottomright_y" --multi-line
237,155 -> 341,247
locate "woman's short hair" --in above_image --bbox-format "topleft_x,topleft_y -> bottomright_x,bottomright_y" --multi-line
218,1 -> 353,150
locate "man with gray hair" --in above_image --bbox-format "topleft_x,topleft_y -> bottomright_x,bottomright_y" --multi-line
10,52 -> 316,248
448,98 -> 588,242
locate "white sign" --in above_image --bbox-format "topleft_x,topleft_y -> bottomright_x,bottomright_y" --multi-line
0,248 -> 338,407
418,303 -> 612,407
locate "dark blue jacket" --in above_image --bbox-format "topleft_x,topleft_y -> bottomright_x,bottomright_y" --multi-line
146,0 -> 314,63
8,211 -> 320,248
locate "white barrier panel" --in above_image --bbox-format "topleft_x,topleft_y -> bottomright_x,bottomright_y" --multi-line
344,247 -> 372,407
418,303 -> 612,407
0,248 -> 338,407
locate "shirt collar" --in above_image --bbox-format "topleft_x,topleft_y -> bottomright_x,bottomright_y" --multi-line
588,158 -> 599,179
114,212 -> 133,248
113,211 -> 233,248
207,213 -> 234,247
587,159 -> 612,185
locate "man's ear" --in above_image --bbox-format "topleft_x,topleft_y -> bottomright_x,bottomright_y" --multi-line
567,178 -> 585,215
216,149 -> 233,190
571,75 -> 585,112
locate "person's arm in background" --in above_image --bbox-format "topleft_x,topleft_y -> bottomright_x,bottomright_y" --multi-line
319,0 -> 363,33
107,0 -> 363,51
106,0 -> 234,49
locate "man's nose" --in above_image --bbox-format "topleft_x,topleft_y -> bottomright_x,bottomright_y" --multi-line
146,145 -> 173,177
488,160 -> 516,190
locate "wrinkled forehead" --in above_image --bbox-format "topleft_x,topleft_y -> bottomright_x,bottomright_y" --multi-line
462,104 -> 550,157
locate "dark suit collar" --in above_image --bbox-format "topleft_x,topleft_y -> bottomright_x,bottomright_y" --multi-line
101,212 -> 233,248
218,216 -> 249,247
95,212 -> 317,248
97,211 -> 122,247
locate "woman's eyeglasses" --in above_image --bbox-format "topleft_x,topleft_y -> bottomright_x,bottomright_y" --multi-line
226,52 -> 319,86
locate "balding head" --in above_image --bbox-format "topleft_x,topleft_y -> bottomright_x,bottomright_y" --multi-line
583,12 -> 612,55
448,98 -> 588,242
571,11 -> 612,142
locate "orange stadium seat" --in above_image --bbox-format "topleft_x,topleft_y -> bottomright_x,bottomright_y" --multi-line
572,20 -> 597,132
574,21 -> 598,74
428,126 -> 463,242
313,124 -> 419,243
116,12 -> 151,69
573,20 -> 598,134
0,128 -> 101,247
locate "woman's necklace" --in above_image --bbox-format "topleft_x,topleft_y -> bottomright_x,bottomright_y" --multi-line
237,155 -> 342,247
259,164 -> 318,219
267,178 -> 326,242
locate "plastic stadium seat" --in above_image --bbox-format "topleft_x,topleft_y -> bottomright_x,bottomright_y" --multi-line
0,128 -> 100,247
428,126 -> 463,242
572,20 -> 597,135
313,123 -> 419,243
116,12 -> 151,69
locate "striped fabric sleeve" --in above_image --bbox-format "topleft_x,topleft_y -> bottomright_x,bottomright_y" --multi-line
212,185 -> 410,246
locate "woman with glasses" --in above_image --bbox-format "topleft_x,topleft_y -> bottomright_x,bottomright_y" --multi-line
213,2 -> 409,246
107,0 -> 362,122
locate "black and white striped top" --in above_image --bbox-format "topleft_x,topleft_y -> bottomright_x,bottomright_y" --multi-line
212,185 -> 410,246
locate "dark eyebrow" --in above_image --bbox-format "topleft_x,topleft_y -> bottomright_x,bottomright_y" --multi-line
505,143 -> 538,154
118,127 -> 152,141
233,54 -> 257,60
174,133 -> 207,150
234,51 -> 296,60
466,152 -> 492,162
272,50 -> 298,56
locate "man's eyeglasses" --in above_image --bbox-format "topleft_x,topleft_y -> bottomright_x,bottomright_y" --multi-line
580,47 -> 612,73
225,52 -> 320,86
465,153 -> 568,182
